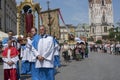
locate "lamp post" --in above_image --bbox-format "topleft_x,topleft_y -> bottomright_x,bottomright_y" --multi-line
114,28 -> 117,41
47,0 -> 51,35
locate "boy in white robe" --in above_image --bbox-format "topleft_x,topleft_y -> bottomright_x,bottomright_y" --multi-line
30,27 -> 40,80
20,38 -> 31,75
53,38 -> 61,74
2,40 -> 19,80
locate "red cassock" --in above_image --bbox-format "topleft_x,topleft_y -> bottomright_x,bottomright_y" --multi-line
2,47 -> 19,80
25,13 -> 33,33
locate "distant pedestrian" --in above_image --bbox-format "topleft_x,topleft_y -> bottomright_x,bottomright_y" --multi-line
75,43 -> 81,61
62,42 -> 70,62
85,42 -> 89,58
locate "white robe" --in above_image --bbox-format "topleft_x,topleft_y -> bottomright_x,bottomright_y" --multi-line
21,38 -> 38,62
20,46 -> 30,61
35,36 -> 55,68
2,49 -> 19,69
54,43 -> 60,56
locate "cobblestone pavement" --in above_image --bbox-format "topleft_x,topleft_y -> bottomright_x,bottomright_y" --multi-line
0,52 -> 120,80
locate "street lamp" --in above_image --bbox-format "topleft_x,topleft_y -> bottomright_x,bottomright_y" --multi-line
114,28 -> 117,41
47,0 -> 52,35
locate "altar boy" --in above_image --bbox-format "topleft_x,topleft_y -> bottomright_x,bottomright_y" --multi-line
2,40 -> 19,80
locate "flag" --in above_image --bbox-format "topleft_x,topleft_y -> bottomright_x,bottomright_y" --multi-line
40,9 -> 60,39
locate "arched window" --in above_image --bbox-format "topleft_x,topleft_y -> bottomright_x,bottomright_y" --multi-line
102,0 -> 105,6
102,14 -> 105,23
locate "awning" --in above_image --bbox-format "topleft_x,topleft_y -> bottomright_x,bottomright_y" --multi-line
0,31 -> 8,40
75,37 -> 85,43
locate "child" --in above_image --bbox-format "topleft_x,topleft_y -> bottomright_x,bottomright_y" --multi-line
20,38 -> 32,75
53,39 -> 61,74
2,40 -> 19,80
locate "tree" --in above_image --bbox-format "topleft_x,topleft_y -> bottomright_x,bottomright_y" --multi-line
87,36 -> 94,41
95,40 -> 102,44
108,31 -> 115,40
108,27 -> 120,41
116,34 -> 120,42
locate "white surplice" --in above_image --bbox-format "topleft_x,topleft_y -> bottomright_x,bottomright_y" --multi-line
54,43 -> 60,56
2,49 -> 19,69
35,36 -> 55,68
20,38 -> 38,62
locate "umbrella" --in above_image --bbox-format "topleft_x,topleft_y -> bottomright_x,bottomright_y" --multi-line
75,37 -> 81,41
75,37 -> 85,44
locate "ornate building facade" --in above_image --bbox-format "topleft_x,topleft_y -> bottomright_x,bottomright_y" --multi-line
60,24 -> 75,42
0,0 -> 17,34
75,23 -> 90,38
89,0 -> 113,41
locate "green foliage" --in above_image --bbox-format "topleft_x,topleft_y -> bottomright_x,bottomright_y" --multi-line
108,27 -> 120,41
116,34 -> 120,41
95,40 -> 102,44
87,36 -> 94,41
109,31 -> 115,39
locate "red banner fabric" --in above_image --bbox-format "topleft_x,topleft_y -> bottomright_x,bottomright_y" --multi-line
25,13 -> 33,33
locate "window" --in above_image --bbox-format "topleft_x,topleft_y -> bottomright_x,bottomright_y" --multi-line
104,27 -> 107,32
0,0 -> 1,9
102,15 -> 105,23
0,18 -> 1,29
102,0 -> 105,6
92,28 -> 94,33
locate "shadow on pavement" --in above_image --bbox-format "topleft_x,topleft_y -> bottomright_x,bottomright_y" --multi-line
55,71 -> 60,75
60,64 -> 67,67
20,74 -> 31,80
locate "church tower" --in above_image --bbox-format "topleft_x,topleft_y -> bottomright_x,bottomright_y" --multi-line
89,0 -> 113,41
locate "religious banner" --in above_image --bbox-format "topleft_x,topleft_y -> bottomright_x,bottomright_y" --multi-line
40,8 -> 60,39
25,13 -> 33,33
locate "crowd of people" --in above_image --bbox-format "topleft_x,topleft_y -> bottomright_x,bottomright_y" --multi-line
89,42 -> 120,55
0,25 -> 61,80
0,25 -> 91,80
61,41 -> 89,62
1,25 -> 120,80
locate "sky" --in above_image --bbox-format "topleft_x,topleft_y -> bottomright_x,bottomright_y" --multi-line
16,0 -> 120,26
